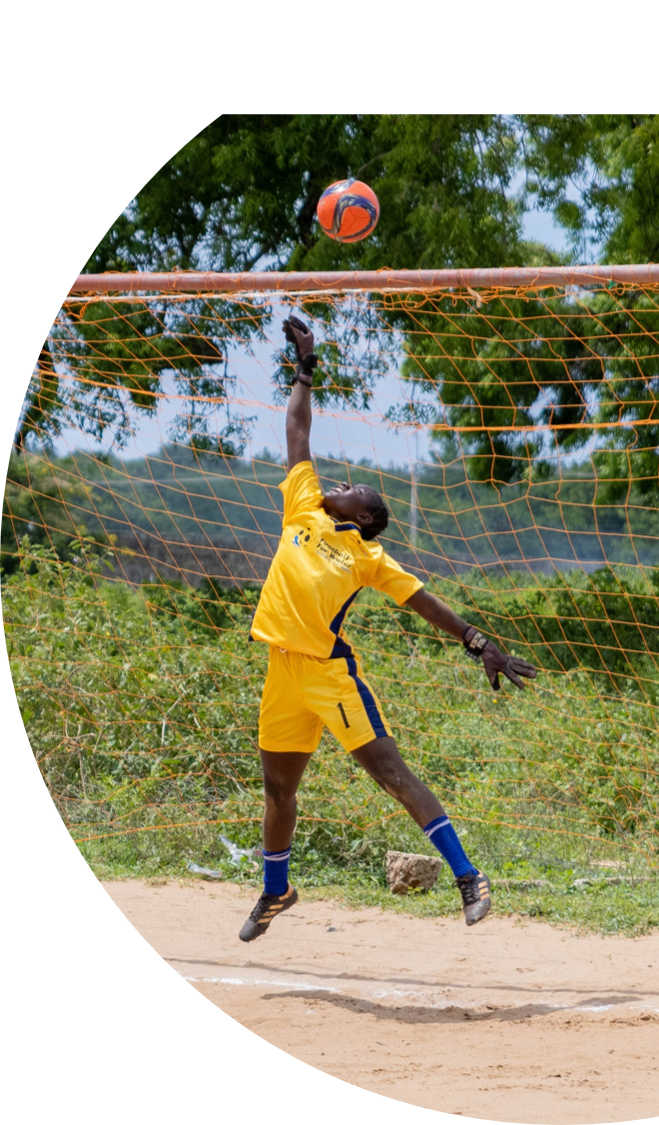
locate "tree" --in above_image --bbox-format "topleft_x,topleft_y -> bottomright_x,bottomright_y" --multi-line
388,285 -> 659,493
90,113 -> 659,273
88,114 -> 526,274
519,114 -> 659,264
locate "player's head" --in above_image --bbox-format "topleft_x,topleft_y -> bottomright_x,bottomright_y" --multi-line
322,482 -> 389,541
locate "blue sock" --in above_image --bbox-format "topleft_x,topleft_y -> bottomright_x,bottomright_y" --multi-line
423,816 -> 478,878
263,847 -> 291,896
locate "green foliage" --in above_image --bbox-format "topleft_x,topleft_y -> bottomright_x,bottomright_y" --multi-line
387,285 -> 659,487
20,295 -> 267,451
1,452 -> 113,574
87,113 -> 659,276
298,874 -> 659,938
520,114 -> 659,263
420,567 -> 659,691
143,576 -> 261,637
4,539 -> 263,837
87,115 -> 525,275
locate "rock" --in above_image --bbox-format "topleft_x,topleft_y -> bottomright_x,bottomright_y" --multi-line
385,850 -> 441,894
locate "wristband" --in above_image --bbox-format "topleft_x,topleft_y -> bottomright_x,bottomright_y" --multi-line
298,353 -> 318,375
291,353 -> 317,387
463,626 -> 488,661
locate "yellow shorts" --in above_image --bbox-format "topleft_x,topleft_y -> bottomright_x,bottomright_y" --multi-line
259,646 -> 393,754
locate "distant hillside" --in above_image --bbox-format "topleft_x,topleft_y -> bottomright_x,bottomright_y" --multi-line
3,444 -> 658,586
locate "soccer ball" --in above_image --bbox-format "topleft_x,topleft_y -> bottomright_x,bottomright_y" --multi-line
316,179 -> 380,243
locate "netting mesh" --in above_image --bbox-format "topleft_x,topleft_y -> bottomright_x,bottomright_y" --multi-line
3,277 -> 658,876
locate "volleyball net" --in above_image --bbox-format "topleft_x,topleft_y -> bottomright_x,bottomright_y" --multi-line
3,267 -> 658,875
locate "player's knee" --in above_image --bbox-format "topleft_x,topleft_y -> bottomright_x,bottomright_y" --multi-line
370,758 -> 408,797
263,776 -> 298,807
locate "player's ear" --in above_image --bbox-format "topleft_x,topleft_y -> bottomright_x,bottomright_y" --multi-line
356,508 -> 374,530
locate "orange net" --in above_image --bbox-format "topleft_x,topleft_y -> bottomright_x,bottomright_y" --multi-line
3,275 -> 658,878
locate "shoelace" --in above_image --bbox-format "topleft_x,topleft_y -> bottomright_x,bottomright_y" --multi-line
251,891 -> 281,920
455,875 -> 481,905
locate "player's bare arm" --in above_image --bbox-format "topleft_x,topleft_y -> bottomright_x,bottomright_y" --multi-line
283,315 -> 390,535
405,588 -> 537,692
283,316 -> 316,468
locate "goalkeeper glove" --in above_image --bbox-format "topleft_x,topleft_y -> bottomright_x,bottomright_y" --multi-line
463,626 -> 537,692
283,315 -> 318,386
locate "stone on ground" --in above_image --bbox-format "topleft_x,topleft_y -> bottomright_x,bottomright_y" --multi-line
385,850 -> 441,894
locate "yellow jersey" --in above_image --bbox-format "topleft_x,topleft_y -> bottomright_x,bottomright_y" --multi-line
250,461 -> 423,658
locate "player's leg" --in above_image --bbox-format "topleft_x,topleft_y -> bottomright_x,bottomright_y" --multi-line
261,748 -> 313,851
350,735 -> 445,825
351,735 -> 490,925
314,653 -> 489,925
239,749 -> 314,944
239,649 -> 320,942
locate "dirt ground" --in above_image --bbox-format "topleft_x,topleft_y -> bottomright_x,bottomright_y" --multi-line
104,880 -> 659,1124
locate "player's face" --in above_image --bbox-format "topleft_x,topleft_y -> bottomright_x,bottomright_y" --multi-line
322,482 -> 379,528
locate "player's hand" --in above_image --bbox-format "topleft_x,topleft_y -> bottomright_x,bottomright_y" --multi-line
481,642 -> 537,692
281,317 -> 314,378
463,626 -> 537,692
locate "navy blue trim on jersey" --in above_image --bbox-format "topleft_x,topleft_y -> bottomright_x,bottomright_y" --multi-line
345,653 -> 388,739
334,521 -> 361,533
330,636 -> 353,658
329,588 -> 362,658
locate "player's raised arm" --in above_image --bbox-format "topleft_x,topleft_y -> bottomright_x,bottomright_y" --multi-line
283,316 -> 318,469
404,587 -> 537,692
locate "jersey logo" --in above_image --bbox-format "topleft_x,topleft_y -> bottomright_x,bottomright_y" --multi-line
292,527 -> 312,547
316,536 -> 352,571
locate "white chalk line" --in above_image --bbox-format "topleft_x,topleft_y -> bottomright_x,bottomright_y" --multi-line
182,973 -> 659,1015
184,974 -> 338,993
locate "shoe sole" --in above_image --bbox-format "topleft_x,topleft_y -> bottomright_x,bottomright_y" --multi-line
465,899 -> 491,925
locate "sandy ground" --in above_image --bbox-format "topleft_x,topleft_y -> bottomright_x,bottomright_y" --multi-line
104,880 -> 659,1124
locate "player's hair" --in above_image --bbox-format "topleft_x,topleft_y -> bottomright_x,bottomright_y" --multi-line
361,492 -> 389,541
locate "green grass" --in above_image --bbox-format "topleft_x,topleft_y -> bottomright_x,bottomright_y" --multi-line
305,876 -> 659,937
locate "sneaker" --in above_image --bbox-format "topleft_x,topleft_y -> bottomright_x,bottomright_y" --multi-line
455,870 -> 491,926
238,884 -> 298,942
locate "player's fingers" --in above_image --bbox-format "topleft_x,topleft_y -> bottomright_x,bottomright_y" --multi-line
487,668 -> 501,691
511,659 -> 537,679
504,666 -> 526,690
288,314 -> 307,333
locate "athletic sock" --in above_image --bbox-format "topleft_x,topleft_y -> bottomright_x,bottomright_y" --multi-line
423,816 -> 478,878
263,846 -> 291,896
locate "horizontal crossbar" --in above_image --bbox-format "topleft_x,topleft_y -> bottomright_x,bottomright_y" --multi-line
69,264 -> 659,295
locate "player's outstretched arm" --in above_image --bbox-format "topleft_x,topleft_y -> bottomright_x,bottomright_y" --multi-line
404,588 -> 538,692
283,316 -> 318,469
